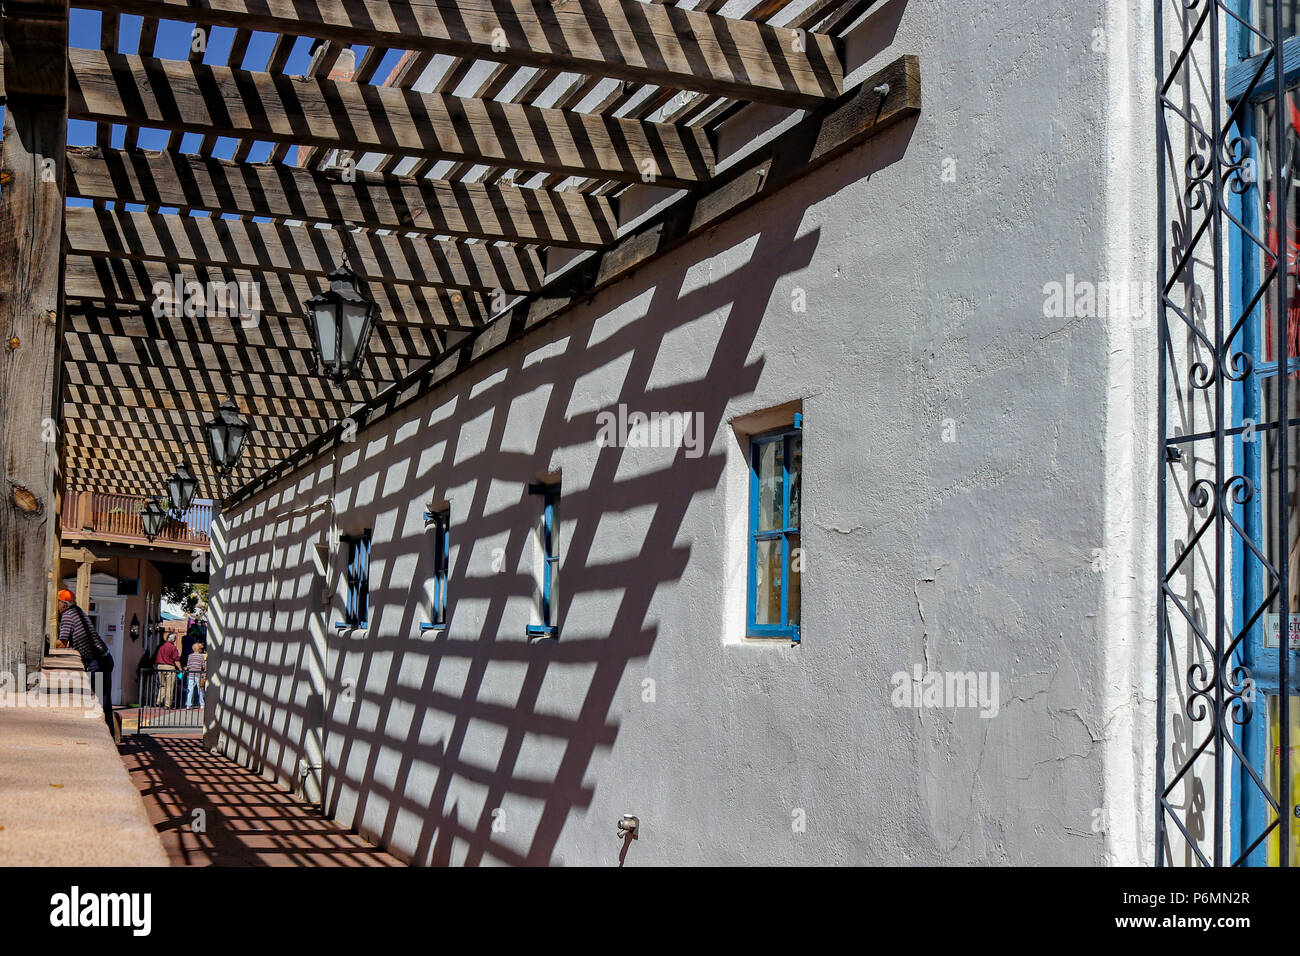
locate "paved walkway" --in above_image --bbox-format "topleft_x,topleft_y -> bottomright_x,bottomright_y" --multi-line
118,734 -> 404,867
0,652 -> 167,866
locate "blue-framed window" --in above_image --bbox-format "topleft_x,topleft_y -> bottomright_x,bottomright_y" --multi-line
1227,0 -> 1300,866
336,530 -> 371,630
747,418 -> 801,641
527,482 -> 560,639
421,508 -> 450,632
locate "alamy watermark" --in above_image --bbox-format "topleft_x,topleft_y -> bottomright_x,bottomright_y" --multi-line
890,664 -> 1000,718
50,886 -> 151,936
151,272 -> 262,327
0,665 -> 107,718
595,403 -> 705,458
1042,274 -> 1149,325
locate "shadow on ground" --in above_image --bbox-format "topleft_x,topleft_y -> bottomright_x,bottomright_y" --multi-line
118,733 -> 404,867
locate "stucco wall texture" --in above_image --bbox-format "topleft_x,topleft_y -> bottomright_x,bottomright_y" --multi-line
208,0 -> 1159,865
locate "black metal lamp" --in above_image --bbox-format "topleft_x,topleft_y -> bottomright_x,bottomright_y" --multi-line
140,497 -> 169,542
304,259 -> 380,384
165,461 -> 199,517
204,399 -> 249,477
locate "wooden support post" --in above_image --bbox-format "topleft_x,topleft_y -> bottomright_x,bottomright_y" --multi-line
47,512 -> 61,651
0,1 -> 69,676
75,554 -> 92,611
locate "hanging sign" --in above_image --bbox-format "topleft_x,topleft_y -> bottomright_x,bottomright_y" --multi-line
1264,613 -> 1300,650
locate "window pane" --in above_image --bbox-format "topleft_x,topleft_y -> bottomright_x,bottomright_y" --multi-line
788,533 -> 801,627
1257,1 -> 1300,44
754,538 -> 783,625
788,434 -> 802,529
1258,421 -> 1300,618
756,439 -> 784,531
1255,90 -> 1300,364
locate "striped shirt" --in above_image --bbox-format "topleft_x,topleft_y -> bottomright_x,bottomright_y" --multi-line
59,606 -> 110,669
185,651 -> 207,676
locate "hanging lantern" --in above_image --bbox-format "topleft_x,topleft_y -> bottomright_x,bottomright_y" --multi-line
204,399 -> 249,477
165,461 -> 199,517
304,259 -> 380,384
140,497 -> 169,542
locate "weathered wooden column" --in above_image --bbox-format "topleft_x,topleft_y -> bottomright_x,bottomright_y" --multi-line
0,0 -> 69,677
74,550 -> 91,610
46,524 -> 60,641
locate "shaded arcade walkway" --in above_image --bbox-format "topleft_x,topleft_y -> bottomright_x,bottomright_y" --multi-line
118,734 -> 404,867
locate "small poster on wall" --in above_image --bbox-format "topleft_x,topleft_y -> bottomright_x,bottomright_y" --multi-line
1264,613 -> 1300,650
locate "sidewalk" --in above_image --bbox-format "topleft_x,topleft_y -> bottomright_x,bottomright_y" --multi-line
0,651 -> 167,866
118,734 -> 404,867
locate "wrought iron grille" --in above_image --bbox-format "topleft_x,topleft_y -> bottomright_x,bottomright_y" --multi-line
1157,0 -> 1297,866
133,667 -> 204,734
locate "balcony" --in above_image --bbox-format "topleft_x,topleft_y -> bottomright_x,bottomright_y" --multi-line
61,491 -> 213,550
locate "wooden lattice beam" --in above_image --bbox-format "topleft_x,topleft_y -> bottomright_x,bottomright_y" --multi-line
66,147 -> 619,248
65,207 -> 545,296
64,355 -> 383,407
64,255 -> 488,328
64,306 -> 449,362
73,0 -> 843,108
69,50 -> 715,188
64,384 -> 348,422
64,417 -> 302,455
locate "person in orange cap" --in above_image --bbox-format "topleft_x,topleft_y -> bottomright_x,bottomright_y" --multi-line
56,587 -> 115,729
55,590 -> 74,647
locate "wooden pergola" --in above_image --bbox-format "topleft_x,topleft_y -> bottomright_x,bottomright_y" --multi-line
0,0 -> 917,670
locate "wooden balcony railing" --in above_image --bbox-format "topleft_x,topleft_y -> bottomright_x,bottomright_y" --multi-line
61,491 -> 212,548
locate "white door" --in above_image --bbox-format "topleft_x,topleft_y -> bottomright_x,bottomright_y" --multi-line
88,597 -> 126,704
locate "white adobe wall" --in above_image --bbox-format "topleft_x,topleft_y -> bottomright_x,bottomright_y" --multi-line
208,0 -> 1159,865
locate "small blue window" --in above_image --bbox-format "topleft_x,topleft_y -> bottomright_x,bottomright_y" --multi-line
748,424 -> 801,642
421,508 -> 450,632
527,482 -> 560,639
337,529 -> 372,630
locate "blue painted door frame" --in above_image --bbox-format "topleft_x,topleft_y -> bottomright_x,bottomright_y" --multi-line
1228,0 -> 1293,865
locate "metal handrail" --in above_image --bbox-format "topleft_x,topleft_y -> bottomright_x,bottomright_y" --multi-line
132,666 -> 204,733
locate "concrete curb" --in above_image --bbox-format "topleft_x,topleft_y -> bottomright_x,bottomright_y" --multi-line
0,651 -> 169,866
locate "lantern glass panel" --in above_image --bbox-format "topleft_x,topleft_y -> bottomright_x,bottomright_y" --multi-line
141,499 -> 167,540
207,426 -> 224,471
341,300 -> 369,363
205,401 -> 249,475
167,466 -> 197,514
314,301 -> 339,369
226,419 -> 247,463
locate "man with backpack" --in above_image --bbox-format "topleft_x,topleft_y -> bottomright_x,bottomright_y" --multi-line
56,589 -> 115,730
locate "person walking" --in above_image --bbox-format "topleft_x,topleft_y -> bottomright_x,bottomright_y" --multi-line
56,589 -> 114,731
184,641 -> 207,709
155,633 -> 181,708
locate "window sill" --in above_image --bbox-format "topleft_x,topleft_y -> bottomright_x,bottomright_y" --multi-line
730,636 -> 803,656
743,631 -> 800,645
526,625 -> 559,641
335,623 -> 369,632
419,623 -> 446,634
